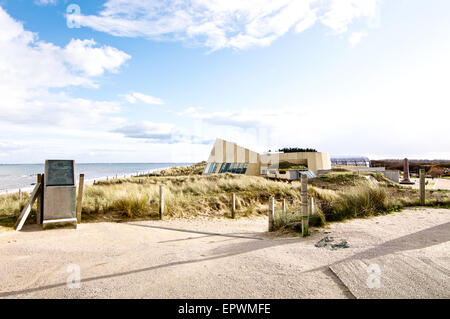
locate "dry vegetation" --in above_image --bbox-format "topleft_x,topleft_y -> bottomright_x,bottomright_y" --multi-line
150,161 -> 206,176
83,172 -> 304,221
0,191 -> 33,228
1,163 -> 449,233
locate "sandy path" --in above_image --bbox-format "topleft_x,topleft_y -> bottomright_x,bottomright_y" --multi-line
0,208 -> 449,298
407,177 -> 450,190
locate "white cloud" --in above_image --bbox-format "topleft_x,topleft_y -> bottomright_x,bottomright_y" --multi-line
180,107 -> 308,129
0,141 -> 23,152
0,6 -> 216,163
113,121 -> 211,144
349,31 -> 367,47
114,121 -> 175,140
176,106 -> 204,116
0,120 -> 212,163
70,0 -> 380,50
1,92 -> 124,128
34,0 -> 57,5
320,0 -> 378,33
64,39 -> 130,76
179,88 -> 450,159
125,92 -> 164,105
0,6 -> 130,129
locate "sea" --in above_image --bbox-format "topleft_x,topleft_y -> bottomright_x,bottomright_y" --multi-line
0,163 -> 191,194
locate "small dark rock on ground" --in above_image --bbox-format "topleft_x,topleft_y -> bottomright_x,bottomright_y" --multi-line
315,236 -> 349,250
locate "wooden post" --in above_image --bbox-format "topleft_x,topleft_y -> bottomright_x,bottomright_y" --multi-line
268,197 -> 275,231
419,169 -> 425,205
309,197 -> 315,216
231,193 -> 236,219
36,174 -> 42,224
159,185 -> 164,220
282,198 -> 286,214
76,174 -> 85,224
15,182 -> 42,231
301,174 -> 309,237
18,189 -> 22,211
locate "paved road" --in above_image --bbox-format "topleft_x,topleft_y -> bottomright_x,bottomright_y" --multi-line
0,208 -> 449,298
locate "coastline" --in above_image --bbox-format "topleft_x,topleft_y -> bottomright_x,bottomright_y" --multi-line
0,165 -> 177,195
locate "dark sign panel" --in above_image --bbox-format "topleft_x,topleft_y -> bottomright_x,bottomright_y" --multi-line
45,160 -> 75,186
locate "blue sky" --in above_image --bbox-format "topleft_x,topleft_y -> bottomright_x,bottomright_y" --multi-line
0,0 -> 449,163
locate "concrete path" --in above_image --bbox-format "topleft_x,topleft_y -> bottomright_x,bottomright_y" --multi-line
330,255 -> 449,298
0,208 -> 449,298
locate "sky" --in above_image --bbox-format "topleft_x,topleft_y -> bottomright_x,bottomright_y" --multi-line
0,0 -> 449,163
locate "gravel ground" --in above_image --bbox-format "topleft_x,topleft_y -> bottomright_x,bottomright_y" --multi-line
0,208 -> 449,298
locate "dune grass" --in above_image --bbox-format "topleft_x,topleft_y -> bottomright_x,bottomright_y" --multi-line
0,191 -> 35,228
1,164 -> 449,233
83,173 -> 304,221
273,173 -> 449,232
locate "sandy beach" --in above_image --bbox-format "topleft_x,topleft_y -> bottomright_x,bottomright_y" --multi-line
1,207 -> 448,298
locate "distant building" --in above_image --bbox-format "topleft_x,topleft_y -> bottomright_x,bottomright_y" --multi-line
331,156 -> 370,167
203,138 -> 331,179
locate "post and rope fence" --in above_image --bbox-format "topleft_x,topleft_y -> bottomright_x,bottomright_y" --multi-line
266,174 -> 311,237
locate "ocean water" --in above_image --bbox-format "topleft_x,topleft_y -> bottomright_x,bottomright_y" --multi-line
0,163 -> 191,193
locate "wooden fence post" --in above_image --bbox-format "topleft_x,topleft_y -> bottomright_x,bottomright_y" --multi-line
18,189 -> 22,211
309,197 -> 315,216
268,197 -> 275,232
231,193 -> 236,219
159,185 -> 164,220
36,174 -> 42,224
301,174 -> 309,237
282,198 -> 286,214
15,182 -> 42,231
76,174 -> 84,224
419,169 -> 425,205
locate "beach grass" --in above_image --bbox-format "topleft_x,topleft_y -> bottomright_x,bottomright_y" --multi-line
0,163 -> 449,232
82,172 -> 304,221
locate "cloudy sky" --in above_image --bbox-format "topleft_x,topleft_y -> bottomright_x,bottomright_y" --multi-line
0,0 -> 449,163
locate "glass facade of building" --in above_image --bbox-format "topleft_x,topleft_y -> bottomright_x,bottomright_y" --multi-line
218,163 -> 248,174
203,162 -> 219,175
204,162 -> 249,175
331,157 -> 370,167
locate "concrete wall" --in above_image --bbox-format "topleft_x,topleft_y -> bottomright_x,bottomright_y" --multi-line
205,138 -> 331,176
207,138 -> 259,165
384,170 -> 400,183
260,151 -> 331,174
246,163 -> 260,176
